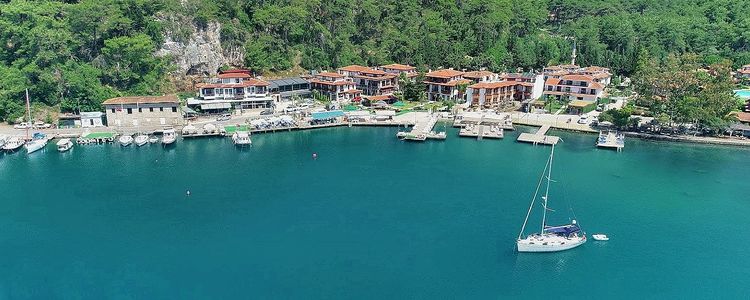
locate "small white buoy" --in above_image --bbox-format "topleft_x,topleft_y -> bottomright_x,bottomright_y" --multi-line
186,190 -> 191,196
312,152 -> 318,159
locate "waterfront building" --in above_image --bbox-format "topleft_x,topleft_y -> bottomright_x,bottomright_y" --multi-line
543,64 -> 612,86
543,74 -> 605,103
269,77 -> 311,100
424,69 -> 471,102
58,112 -> 105,128
465,72 -> 546,109
309,71 -> 362,103
501,72 -> 546,100
337,65 -> 398,96
188,69 -> 274,111
103,95 -> 182,128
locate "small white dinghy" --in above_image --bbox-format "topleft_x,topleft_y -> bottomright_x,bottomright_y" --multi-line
592,234 -> 609,241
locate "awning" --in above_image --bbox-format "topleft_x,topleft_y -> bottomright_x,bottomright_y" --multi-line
201,102 -> 231,110
312,110 -> 344,120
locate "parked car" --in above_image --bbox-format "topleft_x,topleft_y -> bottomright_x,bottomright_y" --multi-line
577,116 -> 589,124
33,121 -> 52,129
216,113 -> 231,121
260,109 -> 273,115
13,122 -> 29,129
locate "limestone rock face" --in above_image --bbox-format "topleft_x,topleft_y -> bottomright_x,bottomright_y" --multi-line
156,14 -> 244,84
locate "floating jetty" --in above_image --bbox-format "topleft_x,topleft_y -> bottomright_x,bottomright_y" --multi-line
454,112 -> 514,130
517,125 -> 560,145
596,130 -> 624,151
396,115 -> 446,141
459,124 -> 504,139
77,132 -> 117,144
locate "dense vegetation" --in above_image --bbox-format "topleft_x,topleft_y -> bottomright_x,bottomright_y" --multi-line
1,0 -> 749,123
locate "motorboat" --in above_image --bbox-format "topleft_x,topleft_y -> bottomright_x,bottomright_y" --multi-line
516,144 -> 587,253
3,136 -> 25,152
148,136 -> 159,144
119,134 -> 134,147
134,134 -> 149,147
56,138 -> 73,152
232,131 -> 252,146
25,133 -> 48,154
592,234 -> 609,241
162,128 -> 177,145
0,134 -> 7,148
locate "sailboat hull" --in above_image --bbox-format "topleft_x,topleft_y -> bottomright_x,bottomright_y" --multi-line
516,234 -> 586,253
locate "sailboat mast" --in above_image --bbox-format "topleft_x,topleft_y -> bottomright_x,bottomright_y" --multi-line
25,89 -> 31,140
541,144 -> 555,233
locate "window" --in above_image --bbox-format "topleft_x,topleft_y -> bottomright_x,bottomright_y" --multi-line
160,107 -> 164,112
111,109 -> 115,113
171,107 -> 177,113
138,108 -> 142,113
127,108 -> 132,114
149,107 -> 154,112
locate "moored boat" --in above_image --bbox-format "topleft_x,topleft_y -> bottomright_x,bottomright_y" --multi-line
162,128 -> 177,145
25,133 -> 48,154
592,234 -> 609,241
57,138 -> 73,152
516,144 -> 587,253
232,131 -> 252,146
135,134 -> 149,147
148,136 -> 159,144
119,134 -> 134,147
2,136 -> 25,152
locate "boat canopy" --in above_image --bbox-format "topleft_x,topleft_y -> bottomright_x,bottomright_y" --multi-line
544,224 -> 581,235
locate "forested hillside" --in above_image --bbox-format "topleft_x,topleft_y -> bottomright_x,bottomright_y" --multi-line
1,0 -> 749,122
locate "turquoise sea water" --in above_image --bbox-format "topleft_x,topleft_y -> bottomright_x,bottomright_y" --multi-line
1,127 -> 749,298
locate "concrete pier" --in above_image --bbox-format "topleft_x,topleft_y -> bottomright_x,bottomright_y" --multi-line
517,125 -> 560,145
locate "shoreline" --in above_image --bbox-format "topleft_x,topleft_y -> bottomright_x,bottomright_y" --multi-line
3,112 -> 749,148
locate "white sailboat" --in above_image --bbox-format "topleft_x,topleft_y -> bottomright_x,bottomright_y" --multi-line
161,128 -> 177,145
232,131 -> 252,146
23,90 -> 48,154
134,134 -> 149,147
119,134 -> 134,147
57,138 -> 73,152
516,144 -> 586,253
25,134 -> 48,154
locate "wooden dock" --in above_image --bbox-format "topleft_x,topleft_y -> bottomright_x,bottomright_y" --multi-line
459,125 -> 504,139
396,115 -> 446,141
596,130 -> 624,151
517,125 -> 560,145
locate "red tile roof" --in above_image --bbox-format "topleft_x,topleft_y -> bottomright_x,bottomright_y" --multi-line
217,73 -> 254,79
365,95 -> 397,101
317,72 -> 344,78
309,79 -> 353,86
380,63 -> 416,71
426,69 -> 464,79
561,74 -> 595,82
736,112 -> 750,123
338,65 -> 372,73
102,94 -> 178,105
462,70 -> 496,79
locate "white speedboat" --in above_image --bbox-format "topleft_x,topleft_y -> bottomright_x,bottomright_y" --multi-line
516,144 -> 587,253
57,138 -> 73,152
26,139 -> 47,154
162,128 -> 177,145
134,134 -> 149,147
592,234 -> 609,241
148,136 -> 159,144
119,135 -> 134,147
232,131 -> 252,146
3,136 -> 25,152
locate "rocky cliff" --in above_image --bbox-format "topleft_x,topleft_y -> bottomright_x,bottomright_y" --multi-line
155,14 -> 244,90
